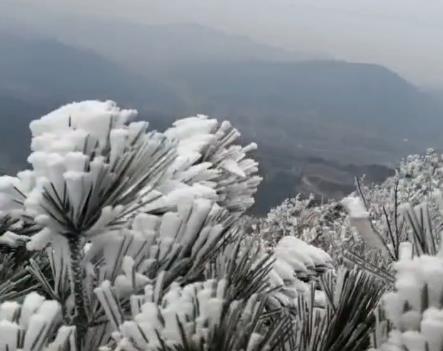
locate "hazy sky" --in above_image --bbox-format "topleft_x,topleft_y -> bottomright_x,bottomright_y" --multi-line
5,0 -> 443,87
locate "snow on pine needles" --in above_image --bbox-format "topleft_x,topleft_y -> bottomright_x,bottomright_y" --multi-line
1,99 -> 442,351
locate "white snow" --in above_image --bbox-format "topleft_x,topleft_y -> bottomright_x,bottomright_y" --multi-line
341,195 -> 369,218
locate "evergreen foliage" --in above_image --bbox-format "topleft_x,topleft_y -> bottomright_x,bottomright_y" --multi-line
0,100 -> 441,351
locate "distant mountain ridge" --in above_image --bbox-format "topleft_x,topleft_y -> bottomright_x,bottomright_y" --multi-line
169,60 -> 443,159
0,31 -> 182,111
0,21 -> 442,212
0,10 -> 317,75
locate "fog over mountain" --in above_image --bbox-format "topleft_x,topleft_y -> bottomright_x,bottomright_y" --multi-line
1,9 -> 442,212
3,0 -> 443,87
0,32 -> 181,107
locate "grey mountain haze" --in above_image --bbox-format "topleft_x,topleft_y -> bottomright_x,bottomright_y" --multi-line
0,11 -> 442,212
2,0 -> 443,87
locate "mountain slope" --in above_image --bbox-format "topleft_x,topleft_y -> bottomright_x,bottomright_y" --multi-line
0,31 -> 182,111
169,60 -> 443,161
0,24 -> 441,212
52,22 -> 306,67
165,60 -> 443,212
0,9 -> 315,75
170,60 -> 432,127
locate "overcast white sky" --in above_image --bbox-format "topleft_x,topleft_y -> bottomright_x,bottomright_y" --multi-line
6,0 -> 443,87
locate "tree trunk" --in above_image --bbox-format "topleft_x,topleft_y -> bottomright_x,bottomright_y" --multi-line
67,235 -> 87,349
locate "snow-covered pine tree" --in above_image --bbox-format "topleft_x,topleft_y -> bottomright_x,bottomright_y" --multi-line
0,100 -> 335,351
9,100 -> 442,351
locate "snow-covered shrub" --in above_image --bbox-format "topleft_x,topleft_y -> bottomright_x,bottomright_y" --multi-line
357,149 -> 443,248
253,149 -> 443,276
337,150 -> 443,285
372,240 -> 443,351
250,194 -> 361,265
